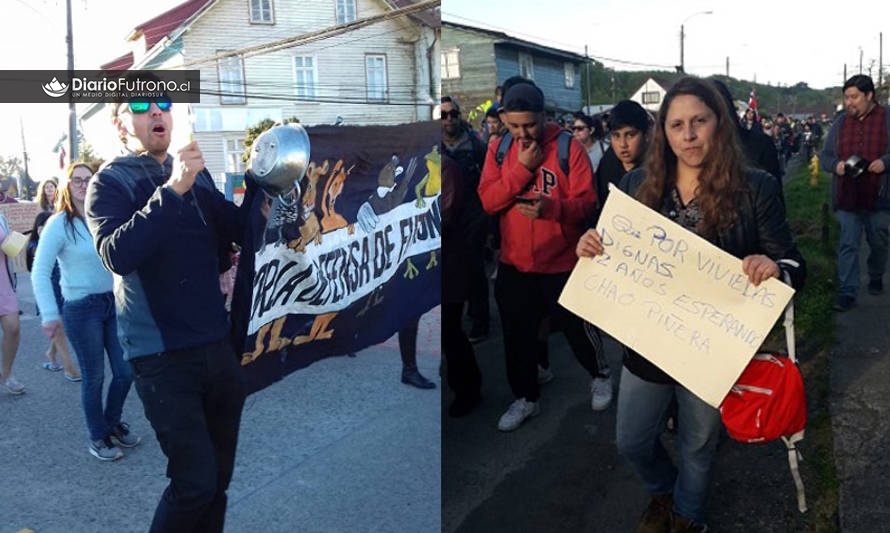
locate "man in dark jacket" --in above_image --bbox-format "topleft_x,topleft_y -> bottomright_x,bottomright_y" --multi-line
86,85 -> 256,531
821,74 -> 890,311
441,96 -> 490,343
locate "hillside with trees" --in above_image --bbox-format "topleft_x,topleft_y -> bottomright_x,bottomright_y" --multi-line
580,60 -> 845,118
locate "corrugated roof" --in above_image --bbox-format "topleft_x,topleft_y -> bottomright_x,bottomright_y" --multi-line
443,21 -> 586,62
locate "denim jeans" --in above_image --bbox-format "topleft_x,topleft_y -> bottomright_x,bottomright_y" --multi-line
61,291 -> 132,442
615,367 -> 721,523
836,209 -> 890,297
131,339 -> 247,533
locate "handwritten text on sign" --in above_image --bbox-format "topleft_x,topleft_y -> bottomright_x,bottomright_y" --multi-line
559,185 -> 793,408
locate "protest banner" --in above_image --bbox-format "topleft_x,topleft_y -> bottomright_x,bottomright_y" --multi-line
0,202 -> 41,272
230,121 -> 441,394
559,184 -> 794,408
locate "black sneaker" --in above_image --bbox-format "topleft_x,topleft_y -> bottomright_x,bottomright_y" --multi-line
89,436 -> 124,461
110,422 -> 141,448
869,279 -> 884,295
833,295 -> 857,311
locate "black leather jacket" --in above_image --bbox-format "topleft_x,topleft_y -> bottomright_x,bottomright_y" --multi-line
618,167 -> 806,383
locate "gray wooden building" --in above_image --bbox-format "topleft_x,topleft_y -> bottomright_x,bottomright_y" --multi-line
442,21 -> 586,116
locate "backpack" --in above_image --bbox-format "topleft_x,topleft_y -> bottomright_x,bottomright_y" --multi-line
495,130 -> 573,175
719,275 -> 807,512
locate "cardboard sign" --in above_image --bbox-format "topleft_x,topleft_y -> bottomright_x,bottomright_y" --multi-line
0,202 -> 41,233
559,185 -> 794,408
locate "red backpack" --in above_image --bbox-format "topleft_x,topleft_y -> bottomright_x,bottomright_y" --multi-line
720,288 -> 808,513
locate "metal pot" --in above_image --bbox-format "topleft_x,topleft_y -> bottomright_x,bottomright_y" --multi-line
248,123 -> 311,199
844,155 -> 868,178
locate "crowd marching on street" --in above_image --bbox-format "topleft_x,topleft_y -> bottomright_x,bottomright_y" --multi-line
441,72 -> 888,532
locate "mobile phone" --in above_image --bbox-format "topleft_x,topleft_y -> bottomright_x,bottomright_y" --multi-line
514,195 -> 537,204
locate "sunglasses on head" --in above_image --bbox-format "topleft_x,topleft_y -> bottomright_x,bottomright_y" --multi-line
440,109 -> 460,120
128,96 -> 172,114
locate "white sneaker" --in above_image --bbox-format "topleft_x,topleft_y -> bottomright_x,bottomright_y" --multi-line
591,376 -> 613,411
537,365 -> 554,384
497,398 -> 540,431
3,376 -> 25,395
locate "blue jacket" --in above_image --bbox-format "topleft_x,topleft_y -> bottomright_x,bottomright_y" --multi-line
86,153 -> 254,360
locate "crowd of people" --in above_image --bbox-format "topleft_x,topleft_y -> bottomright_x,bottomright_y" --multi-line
438,72 -> 857,530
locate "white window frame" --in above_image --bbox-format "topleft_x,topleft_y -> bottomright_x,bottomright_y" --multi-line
218,52 -> 246,105
564,62 -> 575,89
224,138 -> 246,174
518,52 -> 534,80
441,48 -> 460,80
365,54 -> 388,102
335,0 -> 356,24
293,55 -> 318,99
642,91 -> 661,105
249,0 -> 274,24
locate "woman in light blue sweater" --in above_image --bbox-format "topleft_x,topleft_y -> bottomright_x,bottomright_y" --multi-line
32,163 -> 140,461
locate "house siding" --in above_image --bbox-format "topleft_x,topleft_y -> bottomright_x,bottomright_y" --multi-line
441,26 -> 498,113
81,0 -> 433,186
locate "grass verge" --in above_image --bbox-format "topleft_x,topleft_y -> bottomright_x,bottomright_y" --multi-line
782,163 -> 840,532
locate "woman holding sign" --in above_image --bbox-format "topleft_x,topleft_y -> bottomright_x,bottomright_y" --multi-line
576,76 -> 805,532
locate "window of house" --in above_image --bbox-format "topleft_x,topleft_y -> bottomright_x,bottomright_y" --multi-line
293,56 -> 318,99
518,52 -> 534,80
249,0 -> 274,23
336,0 -> 356,24
225,138 -> 246,173
218,52 -> 246,105
564,62 -> 575,88
441,48 -> 460,80
366,54 -> 387,102
642,91 -> 661,105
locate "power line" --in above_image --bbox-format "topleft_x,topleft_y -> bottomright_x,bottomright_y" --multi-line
441,11 -> 675,71
164,0 -> 440,71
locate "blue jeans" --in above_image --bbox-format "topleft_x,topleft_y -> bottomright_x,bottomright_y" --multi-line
615,368 -> 721,523
131,339 -> 247,533
62,292 -> 132,442
836,209 -> 890,298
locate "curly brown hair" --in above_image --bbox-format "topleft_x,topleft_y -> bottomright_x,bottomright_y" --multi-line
636,76 -> 747,239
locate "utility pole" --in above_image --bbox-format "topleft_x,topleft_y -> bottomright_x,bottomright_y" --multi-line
584,45 -> 590,110
66,0 -> 78,163
19,117 -> 28,199
725,56 -> 729,77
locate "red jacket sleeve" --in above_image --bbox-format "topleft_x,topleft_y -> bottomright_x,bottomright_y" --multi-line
541,139 -> 596,224
477,139 -> 536,215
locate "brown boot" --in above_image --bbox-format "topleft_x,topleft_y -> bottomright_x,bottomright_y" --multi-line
669,512 -> 708,533
635,494 -> 672,533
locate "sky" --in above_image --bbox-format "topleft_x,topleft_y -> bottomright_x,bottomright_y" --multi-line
443,0 -> 890,91
2,0 -> 184,181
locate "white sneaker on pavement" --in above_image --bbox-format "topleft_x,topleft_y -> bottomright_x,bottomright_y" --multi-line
591,376 -> 613,411
497,398 -> 540,431
537,365 -> 554,384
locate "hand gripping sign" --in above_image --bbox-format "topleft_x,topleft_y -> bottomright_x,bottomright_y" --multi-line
559,185 -> 794,408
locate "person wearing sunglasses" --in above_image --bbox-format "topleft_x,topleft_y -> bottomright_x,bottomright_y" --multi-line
440,96 -> 490,347
85,73 -> 259,531
33,162 -> 137,461
571,112 -> 607,174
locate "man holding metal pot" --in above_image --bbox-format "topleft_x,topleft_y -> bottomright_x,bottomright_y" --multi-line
85,73 -> 260,532
821,74 -> 890,312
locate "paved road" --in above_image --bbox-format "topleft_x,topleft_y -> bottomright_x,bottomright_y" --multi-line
0,273 -> 440,533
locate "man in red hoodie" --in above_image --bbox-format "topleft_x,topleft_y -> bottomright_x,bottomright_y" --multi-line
478,79 -> 605,431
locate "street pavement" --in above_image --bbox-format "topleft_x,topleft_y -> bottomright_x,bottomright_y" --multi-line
0,272 -> 440,533
831,248 -> 890,531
